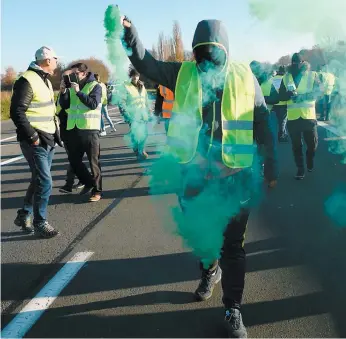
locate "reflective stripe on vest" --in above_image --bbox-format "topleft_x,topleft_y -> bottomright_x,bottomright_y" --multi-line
66,81 -> 101,130
159,85 -> 174,118
166,61 -> 255,169
100,82 -> 108,105
283,71 -> 316,120
20,70 -> 56,134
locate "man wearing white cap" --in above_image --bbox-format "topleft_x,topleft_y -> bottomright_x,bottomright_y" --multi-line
10,46 -> 62,238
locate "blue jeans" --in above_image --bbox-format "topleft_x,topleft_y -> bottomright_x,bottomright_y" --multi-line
100,105 -> 114,131
20,141 -> 55,224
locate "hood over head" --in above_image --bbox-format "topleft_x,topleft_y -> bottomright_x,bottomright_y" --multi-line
192,20 -> 229,72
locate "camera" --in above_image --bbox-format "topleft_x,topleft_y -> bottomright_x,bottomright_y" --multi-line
63,73 -> 79,88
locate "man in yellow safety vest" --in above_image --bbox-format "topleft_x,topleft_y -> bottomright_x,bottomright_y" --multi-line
272,66 -> 289,142
120,68 -> 151,160
121,16 -> 278,338
59,63 -> 103,202
279,53 -> 322,180
10,46 -> 61,238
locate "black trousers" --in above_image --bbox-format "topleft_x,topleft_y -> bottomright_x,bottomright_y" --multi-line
179,170 -> 250,309
65,129 -> 102,192
272,105 -> 288,139
287,119 -> 318,169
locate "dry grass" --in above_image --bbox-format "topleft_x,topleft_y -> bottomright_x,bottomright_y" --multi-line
0,91 -> 59,121
1,91 -> 11,121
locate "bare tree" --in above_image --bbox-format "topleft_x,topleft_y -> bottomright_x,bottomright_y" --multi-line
151,44 -> 158,60
1,66 -> 17,88
67,57 -> 110,83
173,21 -> 184,62
157,32 -> 165,61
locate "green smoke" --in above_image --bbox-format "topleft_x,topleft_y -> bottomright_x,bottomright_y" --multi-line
104,5 -> 131,83
248,0 -> 346,227
325,185 -> 346,227
104,5 -> 150,153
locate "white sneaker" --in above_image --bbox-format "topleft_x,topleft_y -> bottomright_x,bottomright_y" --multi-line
100,131 -> 107,136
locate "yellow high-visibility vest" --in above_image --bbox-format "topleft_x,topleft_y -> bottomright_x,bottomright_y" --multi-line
283,71 -> 317,120
166,61 -> 256,168
19,70 -> 56,133
66,81 -> 101,130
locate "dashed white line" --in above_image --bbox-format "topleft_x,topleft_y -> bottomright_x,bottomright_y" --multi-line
1,251 -> 94,339
318,121 -> 344,137
0,155 -> 24,166
0,135 -> 17,142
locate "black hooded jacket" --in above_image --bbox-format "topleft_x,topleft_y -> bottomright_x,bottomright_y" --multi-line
123,20 -> 278,181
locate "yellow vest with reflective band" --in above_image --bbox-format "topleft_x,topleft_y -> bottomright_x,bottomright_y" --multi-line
124,82 -> 149,121
66,81 -> 101,130
283,71 -> 317,120
20,70 -> 56,133
260,79 -> 275,111
166,61 -> 256,168
319,71 -> 336,95
159,85 -> 174,118
100,82 -> 108,105
272,75 -> 286,106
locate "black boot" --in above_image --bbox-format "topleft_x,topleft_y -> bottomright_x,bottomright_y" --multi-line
224,308 -> 247,338
194,266 -> 222,301
14,209 -> 33,233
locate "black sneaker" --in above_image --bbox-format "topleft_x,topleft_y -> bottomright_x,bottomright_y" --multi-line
34,221 -> 59,238
14,210 -> 33,233
224,308 -> 247,338
295,168 -> 305,180
80,185 -> 93,196
194,266 -> 222,301
59,185 -> 73,194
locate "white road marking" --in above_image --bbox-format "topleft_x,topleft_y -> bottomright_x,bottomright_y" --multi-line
1,251 -> 94,339
318,121 -> 344,137
0,135 -> 16,142
0,118 -> 124,167
324,136 -> 346,141
0,155 -> 24,166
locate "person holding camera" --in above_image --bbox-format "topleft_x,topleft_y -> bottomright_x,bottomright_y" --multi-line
279,53 -> 322,180
10,46 -> 61,238
59,63 -> 103,202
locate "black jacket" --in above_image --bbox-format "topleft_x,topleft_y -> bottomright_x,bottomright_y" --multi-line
154,86 -> 164,117
123,20 -> 278,181
10,63 -> 61,146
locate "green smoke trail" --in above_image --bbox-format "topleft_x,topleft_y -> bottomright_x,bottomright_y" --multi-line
325,185 -> 346,227
104,5 -> 151,154
104,5 -> 131,83
148,66 -> 264,267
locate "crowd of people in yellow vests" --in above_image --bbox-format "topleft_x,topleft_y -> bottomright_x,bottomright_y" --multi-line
9,11 -> 344,337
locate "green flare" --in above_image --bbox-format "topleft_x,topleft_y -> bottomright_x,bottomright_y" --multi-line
104,5 -> 130,82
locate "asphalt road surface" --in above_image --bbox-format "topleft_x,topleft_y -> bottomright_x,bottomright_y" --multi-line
1,108 -> 346,338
